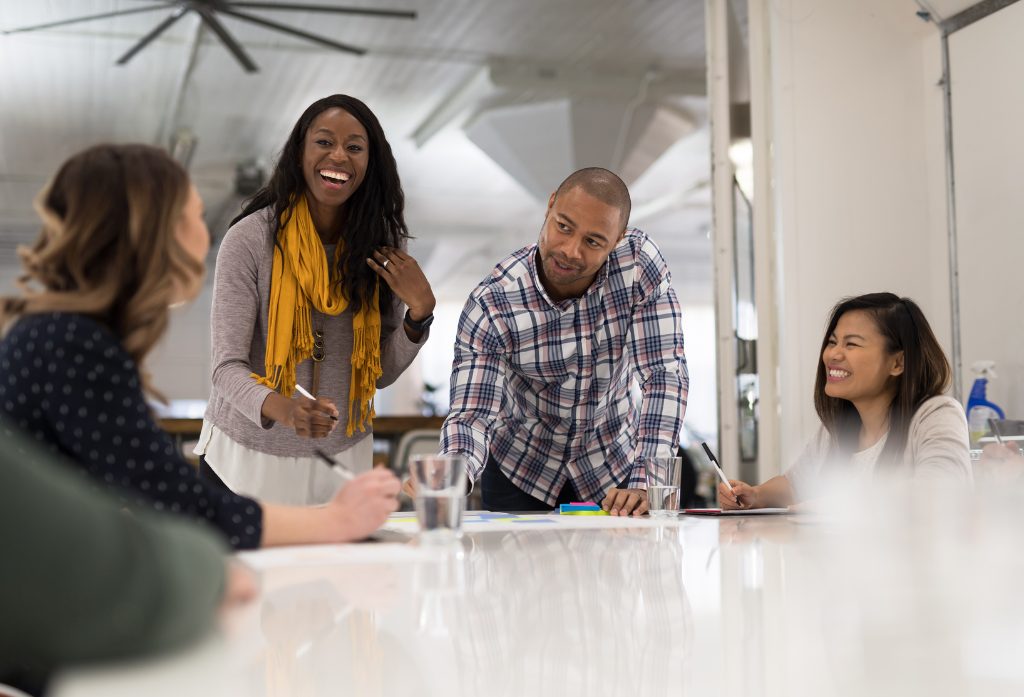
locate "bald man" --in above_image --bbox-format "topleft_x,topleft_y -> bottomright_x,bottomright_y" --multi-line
435,168 -> 689,516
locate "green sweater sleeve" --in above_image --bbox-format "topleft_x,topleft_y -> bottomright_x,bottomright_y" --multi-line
0,435 -> 227,680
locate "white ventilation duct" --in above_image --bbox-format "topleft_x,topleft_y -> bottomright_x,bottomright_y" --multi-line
465,96 -> 696,200
412,63 -> 702,201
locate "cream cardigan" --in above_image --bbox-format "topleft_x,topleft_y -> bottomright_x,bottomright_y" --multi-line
785,395 -> 973,500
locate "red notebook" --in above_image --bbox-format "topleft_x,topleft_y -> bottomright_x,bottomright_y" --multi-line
682,508 -> 791,516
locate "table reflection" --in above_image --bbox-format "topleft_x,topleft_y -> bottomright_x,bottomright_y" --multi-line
54,493 -> 1024,697
253,526 -> 693,696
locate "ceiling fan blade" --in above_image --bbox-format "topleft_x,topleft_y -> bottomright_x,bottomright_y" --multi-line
194,7 -> 260,73
2,4 -> 171,35
115,7 -> 189,65
227,3 -> 416,20
216,7 -> 365,55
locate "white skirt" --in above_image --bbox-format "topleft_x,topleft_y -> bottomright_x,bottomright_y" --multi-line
194,421 -> 373,506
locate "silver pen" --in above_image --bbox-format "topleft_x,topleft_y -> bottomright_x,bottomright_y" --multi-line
294,383 -> 339,421
989,418 -> 1005,445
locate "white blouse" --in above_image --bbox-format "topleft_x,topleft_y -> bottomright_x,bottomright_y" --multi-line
195,422 -> 373,506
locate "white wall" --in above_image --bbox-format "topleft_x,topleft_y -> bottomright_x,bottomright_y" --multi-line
948,0 -> 1024,418
148,283 -> 213,400
763,0 -> 951,468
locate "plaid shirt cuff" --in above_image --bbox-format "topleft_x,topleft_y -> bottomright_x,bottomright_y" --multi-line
441,431 -> 484,494
626,459 -> 648,490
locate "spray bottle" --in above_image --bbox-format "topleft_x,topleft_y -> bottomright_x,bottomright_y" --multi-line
966,361 -> 1005,445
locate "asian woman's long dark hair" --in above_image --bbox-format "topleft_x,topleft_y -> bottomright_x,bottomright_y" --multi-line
813,292 -> 951,464
233,94 -> 409,317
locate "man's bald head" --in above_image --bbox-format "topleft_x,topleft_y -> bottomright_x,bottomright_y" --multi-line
552,168 -> 631,229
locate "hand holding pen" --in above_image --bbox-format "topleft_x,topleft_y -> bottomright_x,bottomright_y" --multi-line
986,418 -> 1022,461
701,442 -> 758,509
313,449 -> 402,536
287,383 -> 339,438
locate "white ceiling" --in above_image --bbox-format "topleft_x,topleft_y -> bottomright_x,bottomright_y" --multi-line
0,0 -> 713,303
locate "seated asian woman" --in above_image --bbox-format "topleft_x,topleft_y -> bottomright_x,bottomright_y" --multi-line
718,292 -> 972,509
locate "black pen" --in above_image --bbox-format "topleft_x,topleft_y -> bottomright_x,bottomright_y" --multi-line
701,442 -> 738,504
313,448 -> 355,481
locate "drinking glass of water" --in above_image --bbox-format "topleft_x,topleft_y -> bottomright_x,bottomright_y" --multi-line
645,456 -> 682,517
410,455 -> 466,541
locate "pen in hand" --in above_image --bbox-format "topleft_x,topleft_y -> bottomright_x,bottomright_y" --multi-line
701,442 -> 739,505
988,418 -> 1021,459
294,383 -> 339,421
989,417 -> 1005,445
313,448 -> 355,481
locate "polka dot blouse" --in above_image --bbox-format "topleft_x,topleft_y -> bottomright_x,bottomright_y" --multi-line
0,313 -> 262,549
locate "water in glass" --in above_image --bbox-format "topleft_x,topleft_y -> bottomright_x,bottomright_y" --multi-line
648,485 -> 680,517
415,488 -> 464,539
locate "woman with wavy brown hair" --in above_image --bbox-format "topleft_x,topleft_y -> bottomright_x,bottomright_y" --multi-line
0,143 -> 400,549
717,292 -> 972,509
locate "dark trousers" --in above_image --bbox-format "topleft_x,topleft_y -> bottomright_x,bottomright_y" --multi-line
198,454 -> 233,493
480,455 -> 581,512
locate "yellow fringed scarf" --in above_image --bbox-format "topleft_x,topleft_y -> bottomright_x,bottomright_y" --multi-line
251,195 -> 381,436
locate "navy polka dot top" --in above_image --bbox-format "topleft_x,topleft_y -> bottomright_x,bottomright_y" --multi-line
0,312 -> 262,549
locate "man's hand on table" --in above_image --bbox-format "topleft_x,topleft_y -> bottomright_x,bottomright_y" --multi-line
601,487 -> 649,516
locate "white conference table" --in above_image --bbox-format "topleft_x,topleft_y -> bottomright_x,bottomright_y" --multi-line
52,504 -> 1024,697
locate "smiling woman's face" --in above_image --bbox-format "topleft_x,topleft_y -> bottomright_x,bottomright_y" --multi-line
301,107 -> 369,218
822,309 -> 904,404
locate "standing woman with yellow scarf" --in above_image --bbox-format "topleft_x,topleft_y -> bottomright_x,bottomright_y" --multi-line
196,95 -> 435,505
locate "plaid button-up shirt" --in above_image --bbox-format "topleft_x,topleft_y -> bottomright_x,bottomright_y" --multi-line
441,228 -> 689,505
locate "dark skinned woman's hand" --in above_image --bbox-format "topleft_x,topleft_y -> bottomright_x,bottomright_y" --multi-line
366,247 -> 436,321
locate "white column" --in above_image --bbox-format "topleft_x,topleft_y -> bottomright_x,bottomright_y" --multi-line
760,0 -> 950,462
748,0 -> 782,480
706,0 -> 740,475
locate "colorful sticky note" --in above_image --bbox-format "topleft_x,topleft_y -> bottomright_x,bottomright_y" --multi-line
559,503 -> 602,513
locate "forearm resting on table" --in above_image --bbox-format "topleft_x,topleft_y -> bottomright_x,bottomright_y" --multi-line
752,475 -> 795,508
260,504 -> 334,547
